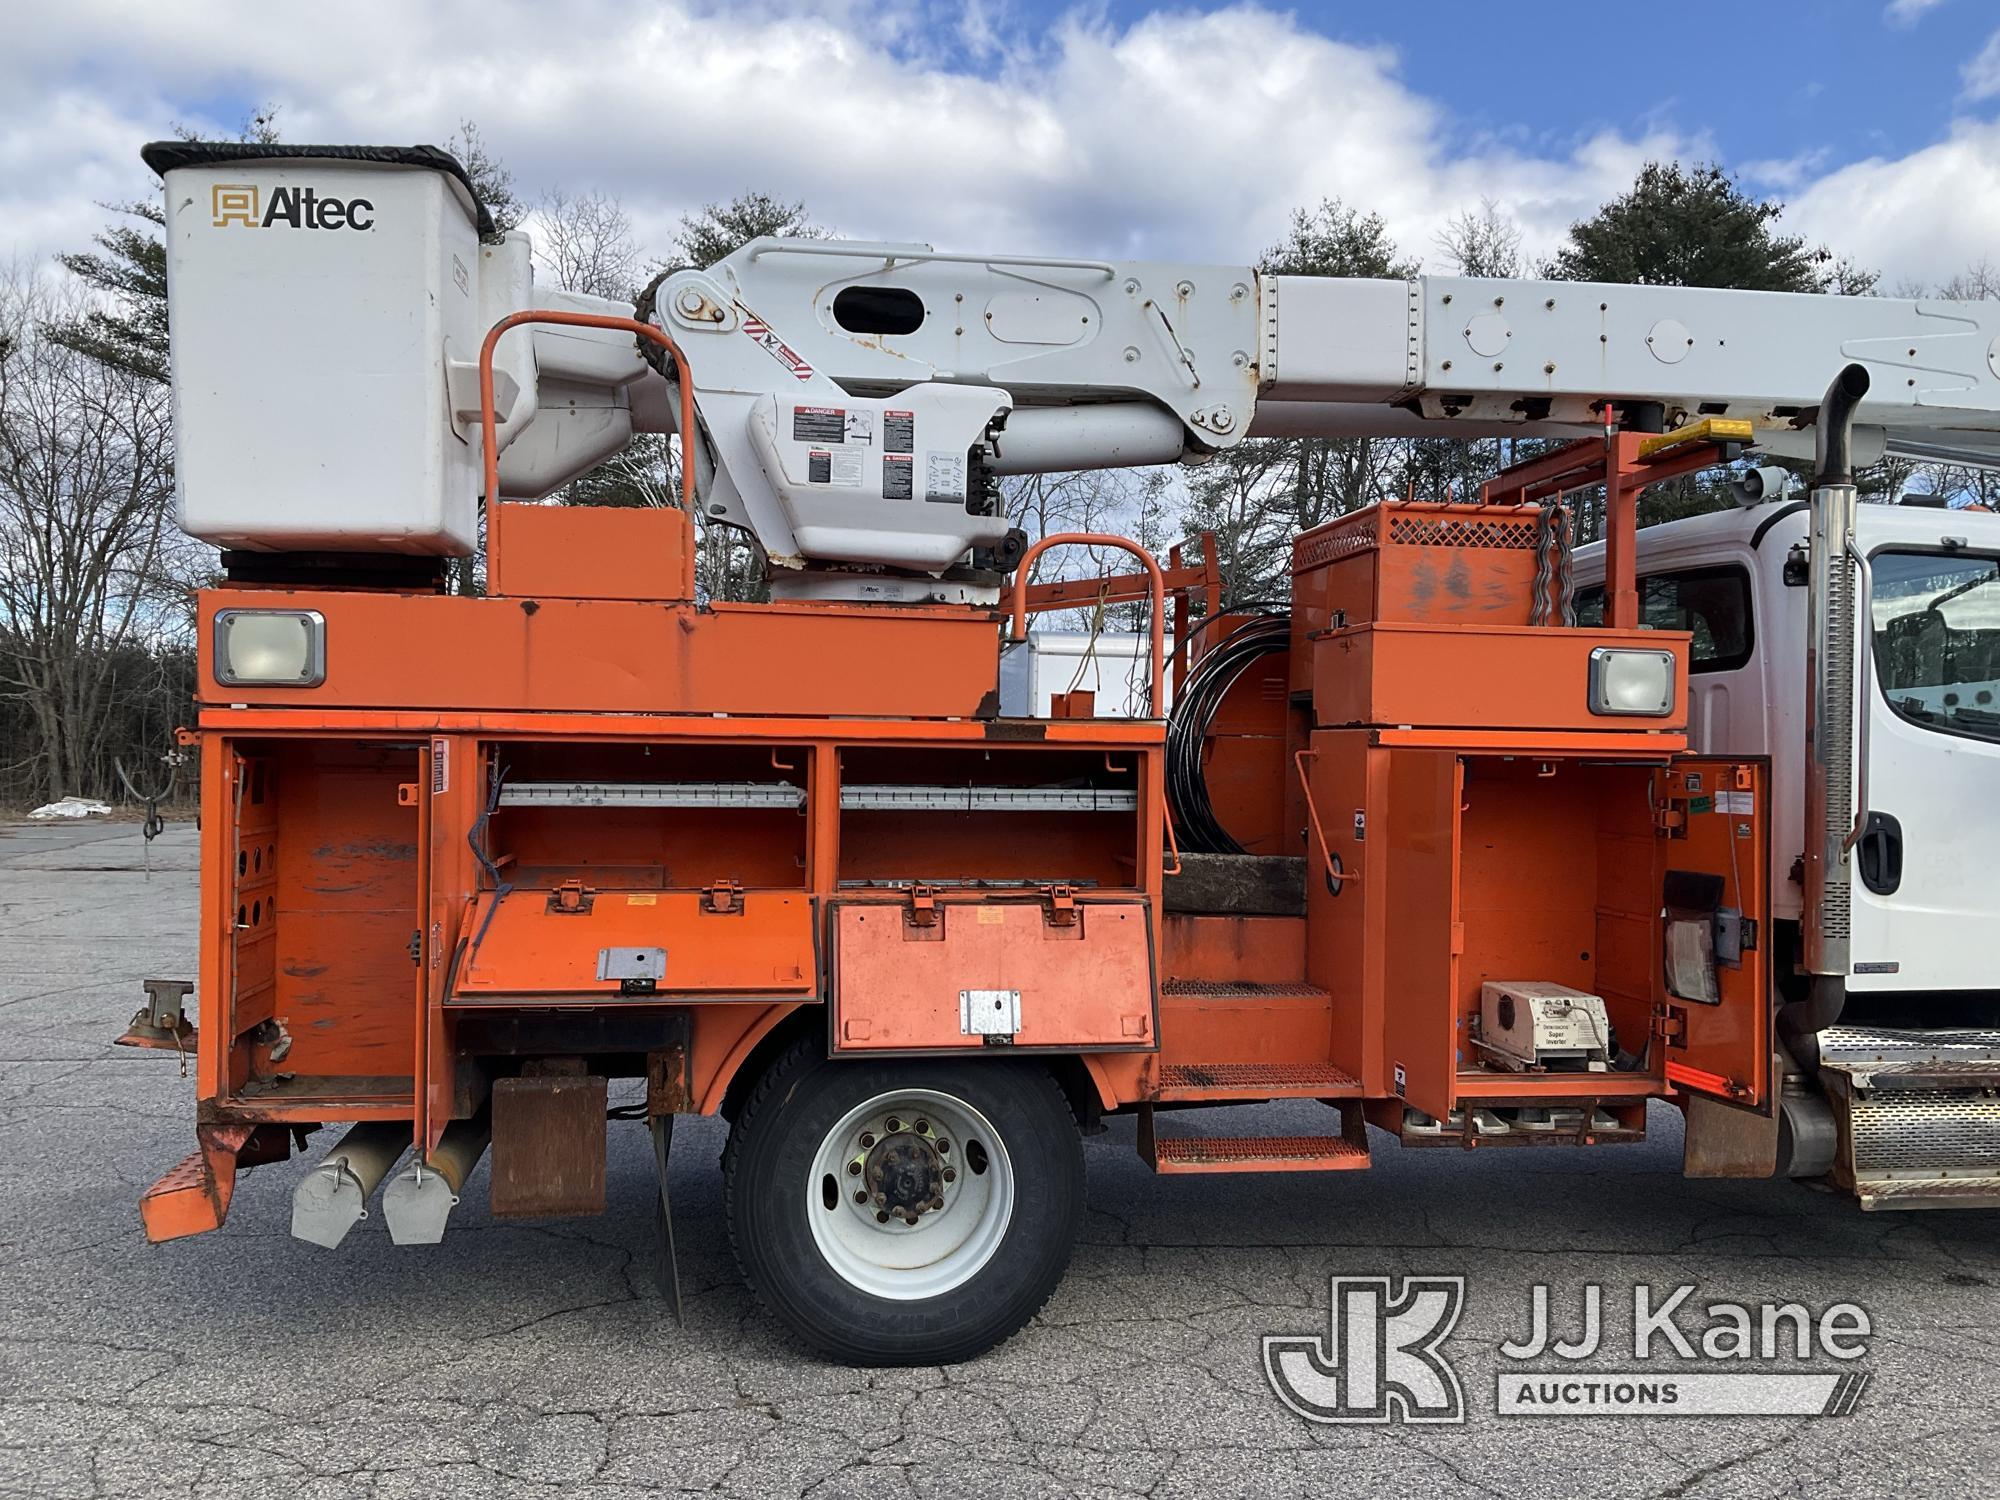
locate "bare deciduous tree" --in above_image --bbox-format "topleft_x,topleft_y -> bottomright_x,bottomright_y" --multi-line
0,269 -> 197,803
535,188 -> 641,301
1436,199 -> 1523,278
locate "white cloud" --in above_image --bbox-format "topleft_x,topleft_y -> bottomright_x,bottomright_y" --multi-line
1785,119 -> 2000,288
1886,0 -> 1950,25
1737,147 -> 1832,192
1963,27 -> 2000,99
0,1 -> 1689,278
0,0 -> 1991,294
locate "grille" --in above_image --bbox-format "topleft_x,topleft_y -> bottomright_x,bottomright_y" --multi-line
1849,1089 -> 2000,1173
1386,516 -> 1539,549
1293,529 -> 1377,570
1152,1135 -> 1366,1164
1293,504 -> 1541,572
1161,980 -> 1329,999
1159,1062 -> 1359,1090
1816,561 -> 1856,944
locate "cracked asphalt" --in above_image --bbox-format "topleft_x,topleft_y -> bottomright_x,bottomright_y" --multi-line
2,821 -> 1998,1499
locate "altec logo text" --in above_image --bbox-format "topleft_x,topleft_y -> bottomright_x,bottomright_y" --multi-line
211,184 -> 375,231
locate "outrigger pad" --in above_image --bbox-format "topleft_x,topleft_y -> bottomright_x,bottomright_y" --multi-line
1163,854 -> 1307,917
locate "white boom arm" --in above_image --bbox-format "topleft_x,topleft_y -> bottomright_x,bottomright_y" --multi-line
141,145 -> 2000,578
622,238 -> 2000,596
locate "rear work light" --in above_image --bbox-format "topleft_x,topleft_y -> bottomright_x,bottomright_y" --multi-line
1587,647 -> 1675,716
213,609 -> 326,687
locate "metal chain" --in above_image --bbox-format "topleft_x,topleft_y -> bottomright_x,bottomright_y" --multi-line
115,753 -> 179,880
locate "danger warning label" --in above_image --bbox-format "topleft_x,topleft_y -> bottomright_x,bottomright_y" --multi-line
883,455 -> 913,500
793,406 -> 846,444
884,410 -> 915,453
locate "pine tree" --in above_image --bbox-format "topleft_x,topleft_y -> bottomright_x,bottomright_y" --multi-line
671,193 -> 825,268
47,107 -> 281,382
1545,161 -> 1838,292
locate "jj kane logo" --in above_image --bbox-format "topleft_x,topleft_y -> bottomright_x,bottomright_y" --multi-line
1264,1277 -> 1875,1425
1263,1276 -> 1467,1424
211,183 -> 375,231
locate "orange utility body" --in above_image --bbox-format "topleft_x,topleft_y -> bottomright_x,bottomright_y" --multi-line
141,315 -> 1773,1238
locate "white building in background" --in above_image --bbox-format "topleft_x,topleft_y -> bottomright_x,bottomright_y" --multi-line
998,632 -> 1174,719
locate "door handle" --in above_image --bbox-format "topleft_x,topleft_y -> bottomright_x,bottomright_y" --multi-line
1856,810 -> 1902,896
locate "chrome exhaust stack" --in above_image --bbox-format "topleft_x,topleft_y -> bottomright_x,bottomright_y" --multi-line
1794,364 -> 1871,1043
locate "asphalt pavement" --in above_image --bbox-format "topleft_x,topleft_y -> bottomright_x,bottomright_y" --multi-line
1,821 -> 1996,1499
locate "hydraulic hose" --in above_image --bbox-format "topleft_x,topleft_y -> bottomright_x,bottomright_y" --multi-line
1165,614 -> 1290,855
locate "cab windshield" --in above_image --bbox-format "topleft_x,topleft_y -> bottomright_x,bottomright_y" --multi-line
1871,550 -> 2000,745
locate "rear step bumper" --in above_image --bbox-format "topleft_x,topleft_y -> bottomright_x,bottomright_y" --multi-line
1153,1060 -> 1362,1102
1819,1026 -> 2000,1211
1138,1101 -> 1372,1174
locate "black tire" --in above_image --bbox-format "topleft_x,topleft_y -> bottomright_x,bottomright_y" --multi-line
723,1039 -> 1084,1365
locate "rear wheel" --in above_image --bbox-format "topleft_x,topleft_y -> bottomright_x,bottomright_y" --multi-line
723,1040 -> 1083,1365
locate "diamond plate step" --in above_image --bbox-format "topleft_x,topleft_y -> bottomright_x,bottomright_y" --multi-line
1856,1176 -> 2000,1212
1820,1024 -> 2000,1063
1160,980 -> 1328,1001
1146,1133 -> 1371,1174
1819,1026 -> 2000,1091
1818,1035 -> 2000,1210
1154,1060 -> 1362,1102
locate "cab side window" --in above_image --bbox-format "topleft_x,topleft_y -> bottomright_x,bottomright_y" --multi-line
1573,565 -> 1755,673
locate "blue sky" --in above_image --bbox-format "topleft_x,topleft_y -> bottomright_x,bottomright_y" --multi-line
962,0 -> 2000,191
5,1 -> 1999,287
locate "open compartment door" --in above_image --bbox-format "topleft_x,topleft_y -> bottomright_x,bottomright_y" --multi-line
1380,749 -> 1462,1120
1653,760 -> 1772,1112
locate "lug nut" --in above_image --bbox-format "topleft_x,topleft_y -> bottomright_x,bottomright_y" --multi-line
930,1197 -> 944,1211
854,1189 -> 867,1203
942,1168 -> 956,1183
859,1132 -> 875,1148
936,1140 -> 950,1154
915,1119 -> 930,1134
876,1210 -> 890,1223
886,1116 -> 901,1132
847,1160 -> 862,1176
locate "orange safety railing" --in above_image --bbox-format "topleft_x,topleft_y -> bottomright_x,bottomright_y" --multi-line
1006,533 -> 1166,715
1293,748 -> 1358,894
478,311 -> 698,598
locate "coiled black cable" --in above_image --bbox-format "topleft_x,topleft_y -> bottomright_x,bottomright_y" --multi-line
1166,613 -> 1291,854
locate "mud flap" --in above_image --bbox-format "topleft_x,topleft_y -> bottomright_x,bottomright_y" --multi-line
1681,1076 -> 1781,1178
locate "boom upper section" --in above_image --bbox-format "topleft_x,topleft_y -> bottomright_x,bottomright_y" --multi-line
151,145 -> 2000,595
